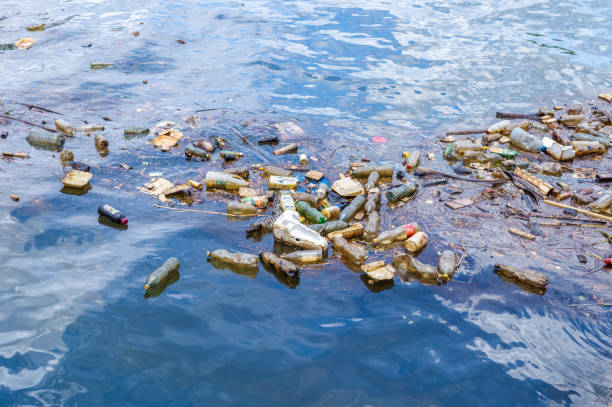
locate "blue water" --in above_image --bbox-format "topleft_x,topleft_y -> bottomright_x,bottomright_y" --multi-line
0,0 -> 611,405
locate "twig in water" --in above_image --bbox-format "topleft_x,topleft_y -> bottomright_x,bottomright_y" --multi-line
327,144 -> 349,168
445,129 -> 487,136
455,246 -> 467,270
17,102 -> 63,115
232,127 -> 269,163
153,204 -> 266,217
0,114 -> 58,133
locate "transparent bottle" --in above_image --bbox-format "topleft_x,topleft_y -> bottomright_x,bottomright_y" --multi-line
373,223 -> 420,245
94,134 -> 109,149
26,132 -> 65,149
145,258 -> 181,291
224,166 -> 250,179
454,140 -> 484,154
281,249 -> 323,264
292,192 -> 319,207
332,236 -> 366,265
510,127 -> 543,153
268,176 -> 298,190
260,251 -> 301,279
363,211 -> 381,242
205,171 -> 249,189
404,151 -> 421,171
308,220 -> 349,235
226,201 -> 257,215
405,231 -> 428,252
364,171 -> 379,192
386,183 -> 417,203
185,145 -> 211,160
352,166 -> 394,178
207,249 -> 258,268
262,165 -> 292,177
338,195 -> 366,221
438,250 -> 456,282
55,119 -> 74,135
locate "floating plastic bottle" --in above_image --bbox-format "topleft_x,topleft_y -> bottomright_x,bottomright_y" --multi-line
274,143 -> 298,155
268,176 -> 298,190
494,264 -> 548,290
292,192 -> 319,207
530,162 -> 562,176
462,150 -> 488,164
351,166 -> 394,178
246,211 -> 279,234
145,257 -> 180,291
364,171 -> 379,192
299,154 -> 309,165
98,204 -> 128,225
510,127 -> 543,153
573,132 -> 610,147
405,231 -> 428,252
185,145 -> 211,160
327,223 -> 363,240
296,201 -> 326,224
227,201 -> 257,215
560,114 -> 584,125
262,165 -> 292,177
60,150 -> 74,163
365,189 -> 381,213
438,250 -> 456,282
55,119 -> 74,135
487,120 -> 511,134
454,140 -> 484,154
273,210 -> 328,252
76,124 -> 104,132
207,249 -> 258,268
529,121 -> 549,132
281,249 -> 323,264
404,151 -> 421,171
401,255 -> 439,280
373,223 -> 419,245
279,190 -> 296,211
94,134 -> 109,149
241,196 -> 268,208
308,220 -> 349,235
205,171 -> 249,190
321,205 -> 340,220
572,141 -> 606,156
443,144 -> 460,161
588,193 -> 612,212
260,252 -> 301,279
338,195 -> 366,222
488,147 -> 519,159
224,166 -> 250,179
552,129 -> 572,146
315,183 -> 329,202
124,127 -> 149,136
26,132 -> 65,149
541,137 -> 575,161
220,150 -> 244,160
332,236 -> 366,265
386,183 -> 417,203
363,211 -> 381,242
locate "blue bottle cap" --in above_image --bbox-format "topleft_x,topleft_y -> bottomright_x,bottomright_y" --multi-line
540,145 -> 547,152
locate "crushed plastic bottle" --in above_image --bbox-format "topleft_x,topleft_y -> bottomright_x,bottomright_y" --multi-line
227,201 -> 257,215
308,220 -> 349,235
365,189 -> 381,213
386,183 -> 417,203
332,236 -> 366,265
207,249 -> 258,268
273,210 -> 328,252
205,171 -> 249,190
55,119 -> 74,135
373,223 -> 419,245
281,249 -> 323,264
98,204 -> 128,225
363,211 -> 381,242
405,231 -> 428,252
438,250 -> 456,282
145,257 -> 181,291
296,201 -> 326,224
185,145 -> 211,160
364,171 -> 379,192
541,137 -> 575,161
494,264 -> 548,291
26,133 -> 65,149
338,195 -> 366,222
224,166 -> 250,179
352,166 -> 394,178
327,223 -> 363,240
510,127 -> 543,153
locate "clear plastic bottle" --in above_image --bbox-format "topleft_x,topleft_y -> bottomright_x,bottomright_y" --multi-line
573,132 -> 610,147
338,195 -> 366,221
364,171 -> 380,192
487,120 -> 511,134
193,139 -> 215,152
404,255 -> 439,280
386,183 -> 417,203
205,171 -> 249,189
226,201 -> 257,215
365,189 -> 381,213
291,192 -> 319,207
281,249 -> 323,264
185,145 -> 211,160
315,183 -> 329,202
404,151 -> 421,171
241,196 -> 268,208
207,249 -> 258,268
454,140 -> 484,154
332,236 -> 366,265
262,165 -> 292,177
373,223 -> 420,245
279,191 -> 296,211
321,205 -> 340,220
55,119 -> 74,135
352,166 -> 394,178
94,134 -> 109,149
363,211 -> 381,242
224,166 -> 250,179
510,127 -> 543,153
145,258 -> 181,291
268,176 -> 298,190
260,251 -> 301,279
405,231 -> 428,252
26,132 -> 65,149
308,220 -> 349,235
438,250 -> 456,282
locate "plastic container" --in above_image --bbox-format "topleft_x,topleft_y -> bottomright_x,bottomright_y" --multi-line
26,133 -> 65,149
185,145 -> 211,160
510,127 -> 543,153
241,196 -> 268,208
260,252 -> 301,279
296,201 -> 326,224
315,183 -> 329,202
308,220 -> 349,235
279,191 -> 296,211
76,124 -> 104,132
292,192 -> 319,207
405,231 -> 428,252
365,189 -> 381,213
205,171 -> 249,190
404,151 -> 421,171
281,249 -> 323,264
363,211 -> 381,242
124,127 -> 149,136
145,258 -> 180,291
207,249 -> 258,268
327,223 -> 363,240
226,202 -> 257,215
488,147 -> 519,159
588,193 -> 612,212
443,144 -> 460,161
262,166 -> 292,177
487,120 -> 511,134
401,255 -> 439,280
193,139 -> 215,152
224,166 -> 250,179
273,210 -> 328,252
332,236 -> 366,265
541,137 -> 575,161
572,141 -> 606,156
373,223 -> 419,245
438,250 -> 456,282
351,166 -> 394,178
494,264 -> 548,290
98,204 -> 128,225
573,132 -> 610,147
454,140 -> 484,154
462,150 -> 488,163
386,183 -> 417,203
364,171 -> 380,192
338,195 -> 366,222
274,143 -> 298,155
321,205 -> 340,220
55,119 -> 74,135
299,154 -> 309,165
268,176 -> 298,190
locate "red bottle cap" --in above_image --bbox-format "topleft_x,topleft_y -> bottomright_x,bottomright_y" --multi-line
605,258 -> 611,265
121,218 -> 128,225
403,224 -> 415,236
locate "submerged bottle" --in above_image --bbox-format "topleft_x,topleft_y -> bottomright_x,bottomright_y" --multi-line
205,171 -> 249,190
185,145 -> 211,160
55,119 -> 74,135
226,201 -> 257,215
332,236 -> 366,265
351,166 -> 394,178
296,201 -> 326,224
145,257 -> 181,291
363,211 -> 381,242
405,231 -> 428,252
438,250 -> 456,282
207,249 -> 258,268
98,204 -> 128,225
259,251 -> 301,279
26,132 -> 65,149
338,195 -> 366,222
373,223 -> 420,245
386,183 -> 417,203
403,255 -> 439,280
281,249 -> 323,264
510,127 -> 543,153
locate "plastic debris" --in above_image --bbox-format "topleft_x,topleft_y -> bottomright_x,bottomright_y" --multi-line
61,170 -> 92,189
16,38 -> 35,49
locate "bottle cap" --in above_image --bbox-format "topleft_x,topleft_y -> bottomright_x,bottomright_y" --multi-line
605,258 -> 611,265
540,145 -> 547,152
121,218 -> 128,225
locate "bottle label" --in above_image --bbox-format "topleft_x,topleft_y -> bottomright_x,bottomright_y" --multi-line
102,204 -> 119,216
215,180 -> 226,188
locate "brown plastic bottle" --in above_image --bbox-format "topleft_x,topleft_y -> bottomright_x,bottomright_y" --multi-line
259,252 -> 301,278
363,211 -> 380,242
332,236 -> 366,265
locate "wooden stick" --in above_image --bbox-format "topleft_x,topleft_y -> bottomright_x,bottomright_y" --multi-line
232,127 -> 269,163
538,221 -> 608,228
445,129 -> 487,136
455,246 -> 467,270
513,167 -> 553,195
0,113 -> 58,133
153,204 -> 265,217
496,112 -> 541,120
509,227 -> 536,240
543,200 -> 612,223
17,102 -> 63,115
